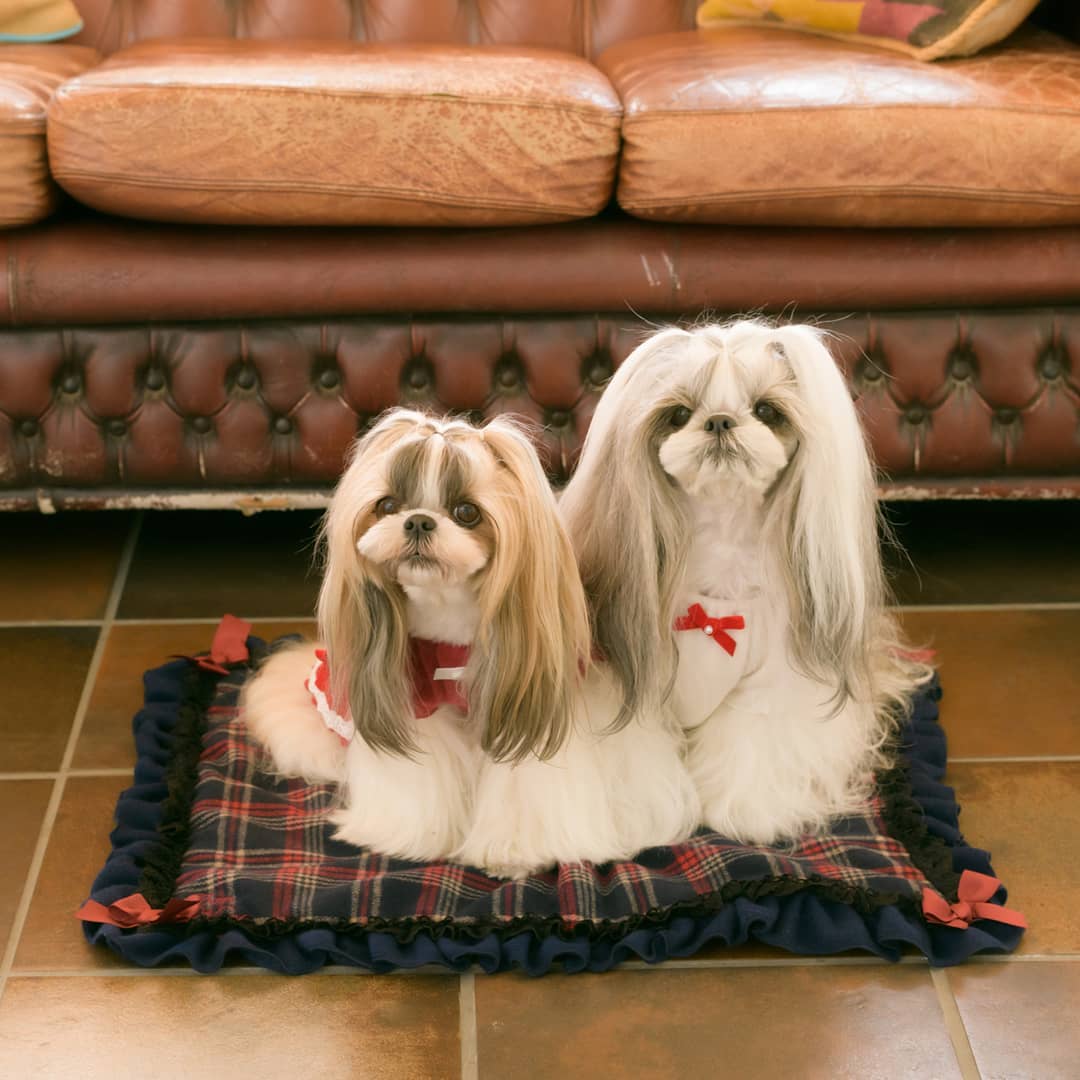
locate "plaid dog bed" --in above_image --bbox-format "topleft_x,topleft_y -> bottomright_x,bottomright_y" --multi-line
80,634 -> 1025,974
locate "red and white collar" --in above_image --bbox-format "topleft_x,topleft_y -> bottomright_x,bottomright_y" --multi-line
307,605 -> 744,745
306,639 -> 470,744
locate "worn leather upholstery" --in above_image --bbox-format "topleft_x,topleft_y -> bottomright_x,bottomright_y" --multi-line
47,40 -> 622,226
1,311 -> 1077,499
5,217 -> 1080,326
0,45 -> 98,227
599,26 -> 1080,227
69,0 -> 700,59
0,4 -> 1076,500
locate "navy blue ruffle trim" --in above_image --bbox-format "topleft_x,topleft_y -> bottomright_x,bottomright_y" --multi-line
82,652 -> 1023,973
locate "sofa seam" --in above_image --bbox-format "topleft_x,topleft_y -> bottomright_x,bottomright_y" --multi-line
621,185 -> 1080,209
54,83 -> 624,119
50,171 -> 616,215
620,103 -> 1080,120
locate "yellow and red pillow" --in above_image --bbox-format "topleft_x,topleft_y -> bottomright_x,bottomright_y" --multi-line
696,1 -> 1041,61
0,0 -> 82,43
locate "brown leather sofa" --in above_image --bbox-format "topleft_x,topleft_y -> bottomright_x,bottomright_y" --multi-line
2,0 -> 1079,511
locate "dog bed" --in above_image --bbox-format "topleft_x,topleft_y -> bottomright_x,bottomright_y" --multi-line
78,623 -> 1025,974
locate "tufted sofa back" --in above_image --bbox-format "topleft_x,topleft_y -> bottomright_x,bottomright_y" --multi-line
70,0 -> 699,59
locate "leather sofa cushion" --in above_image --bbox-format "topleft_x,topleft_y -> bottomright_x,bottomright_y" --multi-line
46,39 -> 622,226
599,26 -> 1080,227
0,43 -> 97,226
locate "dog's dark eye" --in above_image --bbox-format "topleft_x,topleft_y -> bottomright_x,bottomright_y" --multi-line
452,502 -> 481,527
375,496 -> 399,516
669,405 -> 692,429
753,401 -> 784,427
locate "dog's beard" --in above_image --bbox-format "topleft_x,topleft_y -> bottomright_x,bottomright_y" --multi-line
395,551 -> 451,587
659,425 -> 793,500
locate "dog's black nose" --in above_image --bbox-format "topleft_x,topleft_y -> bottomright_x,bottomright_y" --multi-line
704,414 -> 736,434
403,513 -> 437,534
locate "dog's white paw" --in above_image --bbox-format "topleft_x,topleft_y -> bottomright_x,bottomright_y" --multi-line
455,832 -> 553,880
483,861 -> 543,882
700,799 -> 789,847
328,806 -> 457,864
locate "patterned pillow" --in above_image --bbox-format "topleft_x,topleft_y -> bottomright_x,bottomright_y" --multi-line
0,0 -> 82,42
696,1 -> 1042,61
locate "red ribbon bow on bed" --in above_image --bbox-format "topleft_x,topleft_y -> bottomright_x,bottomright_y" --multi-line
188,614 -> 252,675
921,871 -> 1027,930
76,893 -> 202,928
674,604 -> 746,656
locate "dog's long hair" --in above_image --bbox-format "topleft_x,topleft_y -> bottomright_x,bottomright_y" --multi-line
561,320 -> 924,731
317,409 -> 590,763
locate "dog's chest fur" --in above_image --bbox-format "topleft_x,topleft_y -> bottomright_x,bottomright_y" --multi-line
682,488 -> 768,605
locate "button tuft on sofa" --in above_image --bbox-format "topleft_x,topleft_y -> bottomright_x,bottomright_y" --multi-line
233,367 -> 258,392
58,370 -> 82,396
144,368 -> 166,392
1039,349 -> 1066,381
495,361 -> 521,392
949,351 -> 977,383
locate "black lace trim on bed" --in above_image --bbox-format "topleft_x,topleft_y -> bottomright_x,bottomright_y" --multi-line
138,664 -> 219,909
136,661 -> 960,943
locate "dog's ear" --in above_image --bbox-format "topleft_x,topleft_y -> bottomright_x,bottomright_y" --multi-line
316,418 -> 416,756
765,325 -> 883,702
465,419 -> 591,763
559,329 -> 692,726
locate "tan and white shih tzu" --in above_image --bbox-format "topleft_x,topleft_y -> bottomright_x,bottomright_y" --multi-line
560,320 -> 930,847
242,408 -> 697,878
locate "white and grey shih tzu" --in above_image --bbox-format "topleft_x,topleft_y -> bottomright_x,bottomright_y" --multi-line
560,319 -> 930,846
242,408 -> 697,878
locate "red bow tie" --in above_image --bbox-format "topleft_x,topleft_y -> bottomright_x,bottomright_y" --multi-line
674,604 -> 746,656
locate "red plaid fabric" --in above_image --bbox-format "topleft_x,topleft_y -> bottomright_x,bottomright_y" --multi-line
172,664 -> 932,931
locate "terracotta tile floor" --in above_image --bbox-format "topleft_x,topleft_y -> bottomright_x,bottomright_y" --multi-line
0,503 -> 1078,1080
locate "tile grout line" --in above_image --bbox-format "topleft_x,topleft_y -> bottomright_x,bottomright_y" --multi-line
2,601 -> 1079,632
619,955 -> 930,969
4,758 -> 1077,784
0,620 -> 102,629
0,769 -> 161,782
10,966 -> 447,980
0,616 -> 316,630
459,973 -> 479,1080
896,601 -> 1080,612
5,951 -> 1079,980
931,968 -> 981,1080
67,768 -> 140,777
950,755 -> 1080,765
118,615 -> 316,626
0,512 -> 143,1008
